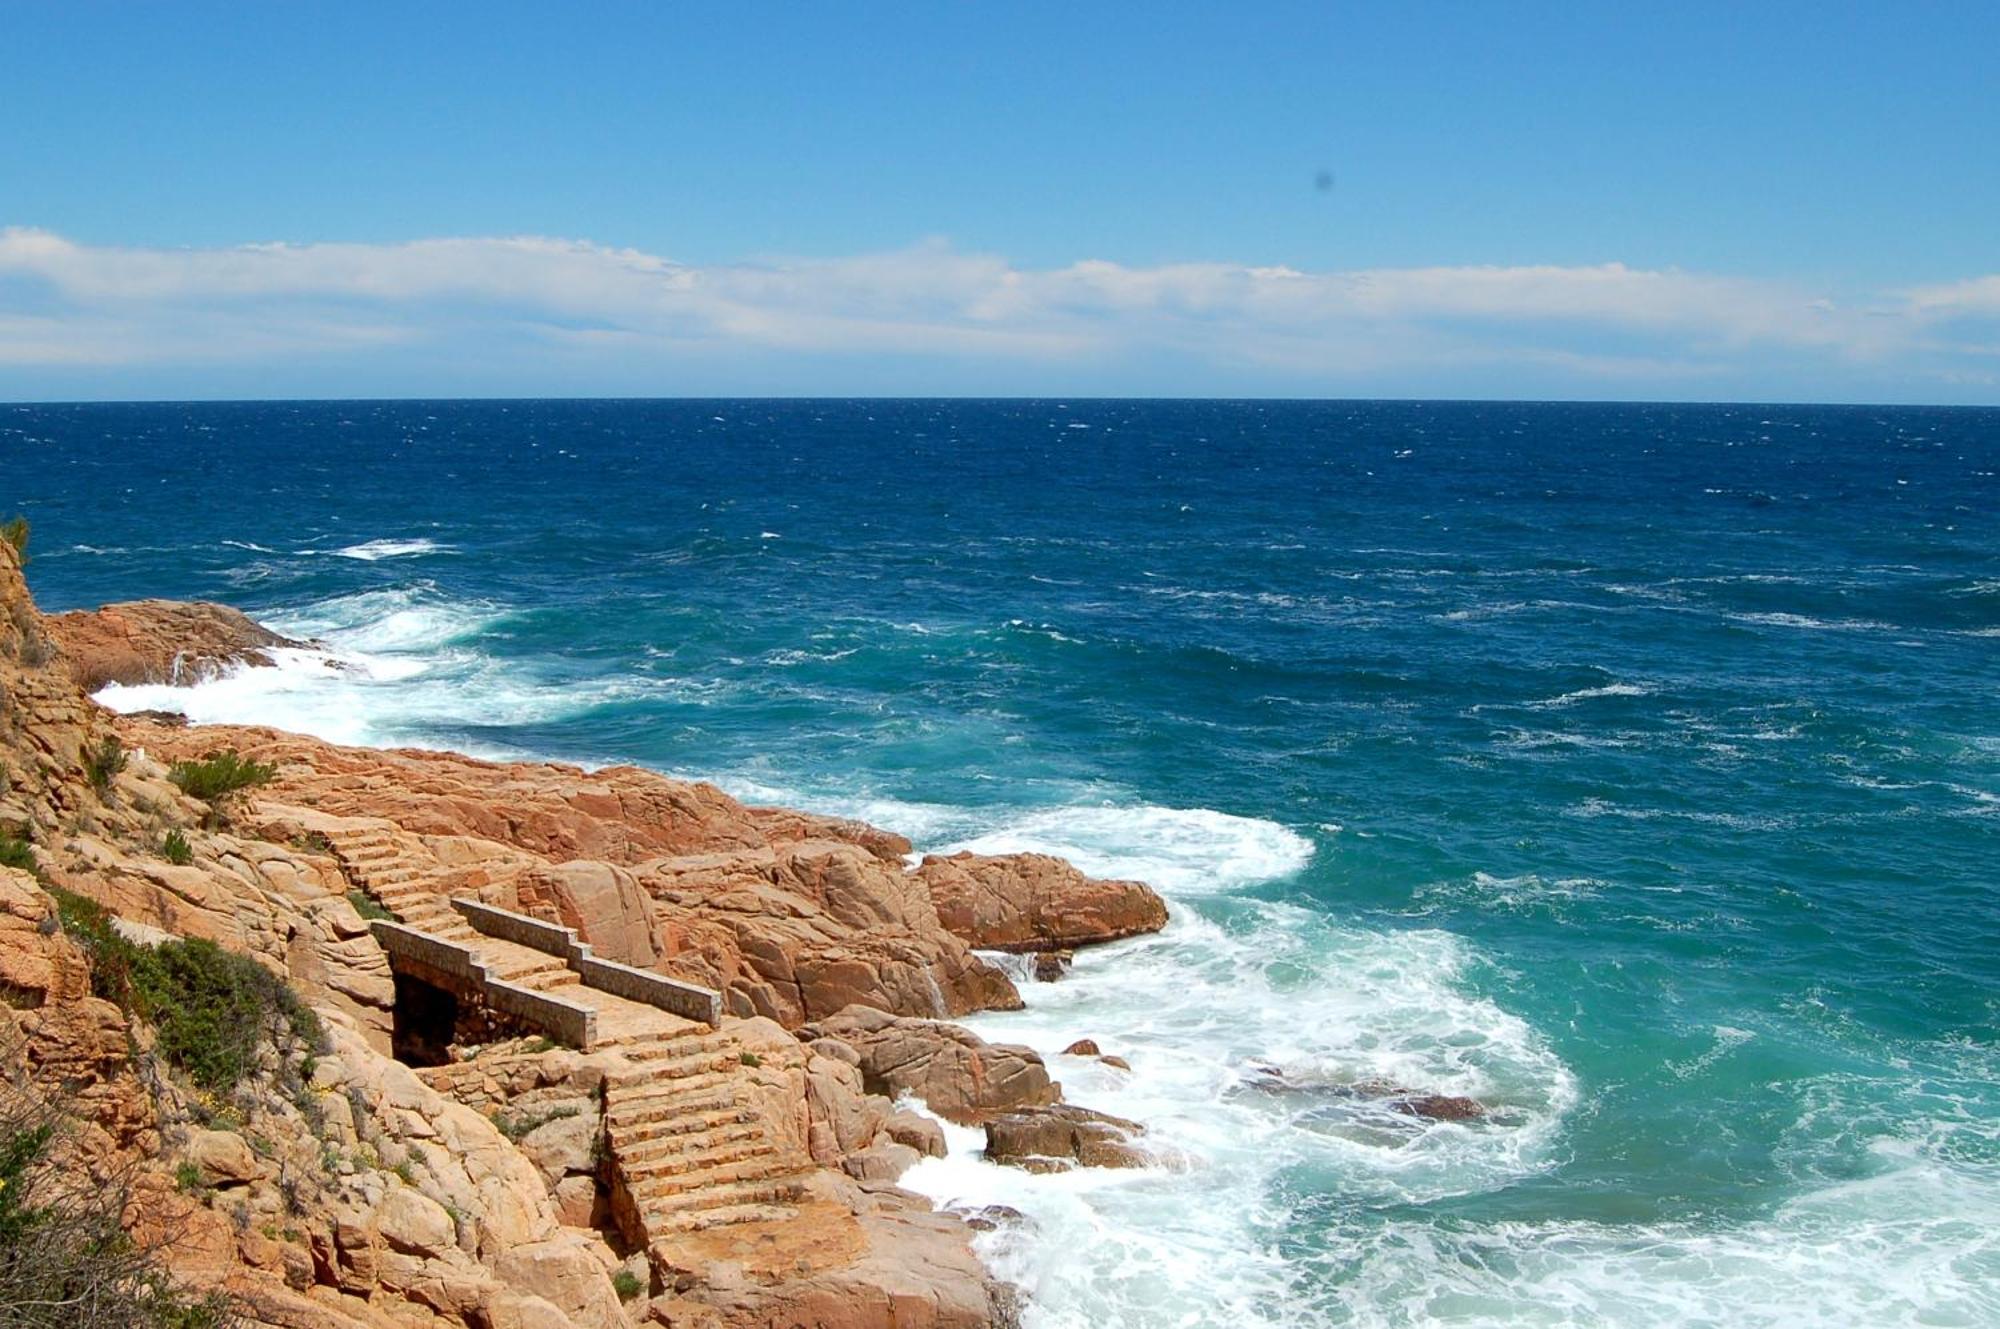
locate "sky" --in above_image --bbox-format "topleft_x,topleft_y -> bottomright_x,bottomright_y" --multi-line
2,2 -> 1998,403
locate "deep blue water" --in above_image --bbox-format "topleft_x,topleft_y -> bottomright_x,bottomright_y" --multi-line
6,399 -> 1998,1325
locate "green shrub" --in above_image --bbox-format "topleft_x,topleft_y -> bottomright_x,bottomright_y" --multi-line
48,885 -> 326,1093
0,1079 -> 233,1327
0,833 -> 35,874
496,1104 -> 580,1142
0,515 -> 28,562
161,829 -> 194,866
167,750 -> 275,803
346,890 -> 394,922
612,1269 -> 644,1302
173,1160 -> 205,1194
738,1051 -> 762,1068
86,735 -> 129,793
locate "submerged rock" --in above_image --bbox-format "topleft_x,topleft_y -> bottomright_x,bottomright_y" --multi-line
1032,950 -> 1072,982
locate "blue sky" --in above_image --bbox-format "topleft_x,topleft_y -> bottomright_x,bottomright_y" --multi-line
3,2 -> 1998,402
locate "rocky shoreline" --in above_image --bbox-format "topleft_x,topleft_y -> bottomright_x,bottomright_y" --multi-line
0,539 -> 1171,1329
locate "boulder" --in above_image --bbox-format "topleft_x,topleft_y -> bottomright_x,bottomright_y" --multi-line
984,1104 -> 1148,1173
916,851 -> 1167,952
185,1128 -> 264,1187
804,1006 -> 1058,1124
44,598 -> 307,691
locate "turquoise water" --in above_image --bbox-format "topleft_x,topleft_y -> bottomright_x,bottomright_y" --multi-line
7,399 -> 1998,1325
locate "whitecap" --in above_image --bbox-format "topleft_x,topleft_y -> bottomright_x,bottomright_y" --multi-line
326,537 -> 455,561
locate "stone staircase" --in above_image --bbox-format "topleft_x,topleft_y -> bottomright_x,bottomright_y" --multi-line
323,823 -> 477,942
323,815 -> 812,1241
603,1025 -> 813,1238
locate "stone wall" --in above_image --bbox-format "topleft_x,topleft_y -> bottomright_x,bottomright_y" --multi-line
452,897 -> 722,1029
372,920 -> 599,1048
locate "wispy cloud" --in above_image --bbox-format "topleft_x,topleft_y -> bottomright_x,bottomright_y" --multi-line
1,227 -> 1995,397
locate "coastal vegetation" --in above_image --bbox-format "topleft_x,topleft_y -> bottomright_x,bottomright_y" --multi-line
166,749 -> 275,803
86,734 -> 128,793
49,884 -> 326,1094
0,1078 -> 233,1328
0,515 -> 27,562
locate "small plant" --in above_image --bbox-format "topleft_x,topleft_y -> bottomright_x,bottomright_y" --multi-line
0,833 -> 34,875
392,1159 -> 416,1185
496,1104 -> 581,1142
738,1051 -> 763,1068
173,1160 -> 205,1194
161,828 -> 194,866
346,890 -> 394,922
167,750 -> 276,803
0,515 -> 27,562
612,1269 -> 644,1302
83,735 -> 127,793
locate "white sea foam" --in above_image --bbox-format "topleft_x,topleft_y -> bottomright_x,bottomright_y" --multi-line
89,584 -> 671,752
326,537 -> 454,561
1526,682 -> 1652,708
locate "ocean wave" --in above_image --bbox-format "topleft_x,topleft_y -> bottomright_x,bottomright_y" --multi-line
905,902 -> 1577,1328
87,583 -> 692,751
1525,682 -> 1652,709
325,537 -> 456,561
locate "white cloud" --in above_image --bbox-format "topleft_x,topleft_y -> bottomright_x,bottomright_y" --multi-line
0,226 -> 1993,395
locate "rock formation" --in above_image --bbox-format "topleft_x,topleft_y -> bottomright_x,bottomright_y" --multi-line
0,536 -> 1168,1328
45,597 -> 309,690
917,850 -> 1168,951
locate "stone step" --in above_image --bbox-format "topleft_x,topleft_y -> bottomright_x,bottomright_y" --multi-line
620,1037 -> 737,1065
606,1075 -> 736,1117
620,1132 -> 776,1174
616,1052 -> 741,1082
343,845 -> 400,863
626,1149 -> 801,1194
606,1105 -> 747,1142
638,1175 -> 807,1217
518,970 -> 583,991
607,1068 -> 734,1101
616,1121 -> 766,1162
609,1099 -> 747,1143
650,1201 -> 801,1235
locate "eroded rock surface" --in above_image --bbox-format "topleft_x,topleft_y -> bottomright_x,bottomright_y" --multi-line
805,1005 -> 1059,1125
917,850 -> 1168,952
45,597 -> 308,691
983,1103 -> 1149,1173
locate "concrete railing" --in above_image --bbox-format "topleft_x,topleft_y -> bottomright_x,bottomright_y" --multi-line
575,954 -> 722,1028
371,920 -> 599,1049
451,898 -> 722,1029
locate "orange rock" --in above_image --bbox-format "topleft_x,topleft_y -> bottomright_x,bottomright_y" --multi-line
45,597 -> 306,691
916,851 -> 1167,952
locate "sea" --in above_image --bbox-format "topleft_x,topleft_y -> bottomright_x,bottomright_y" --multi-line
5,398 -> 1997,1327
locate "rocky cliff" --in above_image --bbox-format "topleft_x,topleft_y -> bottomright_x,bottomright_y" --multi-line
1,551 -> 1166,1329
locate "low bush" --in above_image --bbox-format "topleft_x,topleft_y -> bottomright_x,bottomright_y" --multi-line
86,735 -> 129,793
612,1269 -> 644,1302
0,833 -> 35,874
0,1075 -> 234,1327
49,885 -> 326,1093
1,514 -> 28,562
161,828 -> 194,866
346,889 -> 394,922
167,750 -> 275,803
